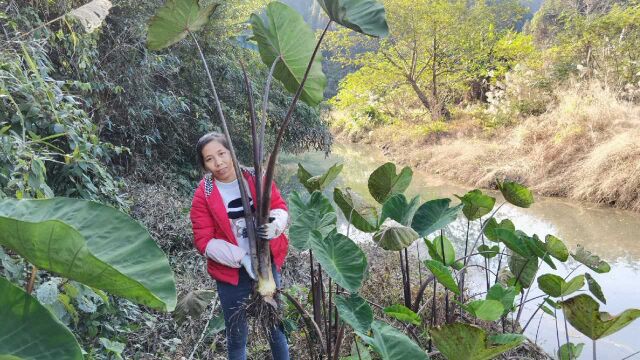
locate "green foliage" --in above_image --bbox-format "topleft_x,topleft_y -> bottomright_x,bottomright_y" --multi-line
537,274 -> 584,298
584,273 -> 606,304
0,277 -> 83,360
496,180 -> 534,208
317,0 -> 389,37
462,300 -> 505,321
560,294 -> 640,340
558,342 -> 584,360
0,43 -> 127,208
297,162 -> 343,193
308,230 -> 368,293
146,0 -> 219,50
0,198 -> 177,311
571,245 -> 611,273
365,321 -> 429,360
425,260 -> 460,295
411,199 -> 462,237
380,193 -> 421,226
430,323 -> 524,360
545,234 -> 569,262
383,304 -> 421,325
367,162 -> 412,204
335,293 -> 373,334
372,218 -> 419,251
455,189 -> 495,221
483,218 -> 515,242
424,235 -> 456,266
250,2 -> 327,106
334,187 -> 379,232
288,191 -> 337,250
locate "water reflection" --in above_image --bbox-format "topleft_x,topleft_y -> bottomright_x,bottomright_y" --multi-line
279,143 -> 640,359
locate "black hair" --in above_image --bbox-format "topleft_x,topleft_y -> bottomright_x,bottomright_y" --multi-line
195,132 -> 230,171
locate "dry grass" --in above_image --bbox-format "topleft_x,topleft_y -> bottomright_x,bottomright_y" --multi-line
360,82 -> 640,212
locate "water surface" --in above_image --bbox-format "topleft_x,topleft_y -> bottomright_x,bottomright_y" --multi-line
279,143 -> 640,359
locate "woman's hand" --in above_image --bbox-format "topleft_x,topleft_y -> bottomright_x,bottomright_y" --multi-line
256,209 -> 289,240
257,217 -> 278,240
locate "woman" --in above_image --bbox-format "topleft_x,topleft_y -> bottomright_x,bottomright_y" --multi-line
190,132 -> 290,360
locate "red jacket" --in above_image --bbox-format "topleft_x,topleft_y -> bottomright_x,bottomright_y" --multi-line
190,170 -> 289,285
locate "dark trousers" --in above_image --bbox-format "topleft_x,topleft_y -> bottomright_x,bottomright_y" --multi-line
216,265 -> 290,360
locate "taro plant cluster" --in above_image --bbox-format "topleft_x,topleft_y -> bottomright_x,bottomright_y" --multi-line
286,161 -> 640,360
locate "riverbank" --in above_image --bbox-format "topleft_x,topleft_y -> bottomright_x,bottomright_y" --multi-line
332,83 -> 640,213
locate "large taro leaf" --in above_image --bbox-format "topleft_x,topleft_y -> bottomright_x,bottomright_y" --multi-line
507,251 -> 537,289
0,198 -> 177,311
147,0 -> 219,50
372,218 -> 419,251
486,284 -> 517,315
317,0 -> 389,37
483,218 -> 515,242
173,290 -> 215,325
584,273 -> 606,304
558,342 -> 584,360
364,321 -> 428,360
462,300 -> 504,321
0,277 -> 83,359
571,245 -> 611,273
545,234 -> 569,262
411,198 -> 462,237
334,187 -> 379,232
496,180 -> 534,208
431,323 -> 524,360
524,234 -> 556,269
335,293 -> 373,334
424,235 -> 456,266
308,230 -> 367,293
477,244 -> 500,259
380,194 -> 420,227
289,191 -> 337,250
297,162 -> 343,193
367,162 -> 412,204
494,228 -> 531,258
383,304 -> 421,325
250,2 -> 326,106
424,260 -> 460,295
537,274 -> 584,298
560,294 -> 640,340
455,189 -> 495,221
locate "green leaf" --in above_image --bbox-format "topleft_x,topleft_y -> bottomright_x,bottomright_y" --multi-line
424,260 -> 460,295
309,231 -> 367,293
297,163 -> 343,193
335,294 -> 373,334
317,0 -> 389,37
537,274 -> 584,298
250,2 -> 326,106
373,218 -> 419,251
380,193 -> 420,227
367,163 -> 412,204
560,294 -> 640,340
494,228 -> 531,258
455,189 -> 495,221
345,340 -> 372,360
146,0 -> 219,50
557,342 -> 584,360
289,191 -> 337,250
524,234 -> 556,270
0,277 -> 83,359
383,304 -> 421,325
207,313 -> 226,335
411,198 -> 462,237
463,300 -> 504,321
173,290 -> 215,325
366,321 -> 428,360
431,323 -> 524,360
571,245 -> 610,273
334,187 -> 379,232
507,251 -> 537,288
483,218 -> 515,242
99,338 -> 125,359
496,180 -> 534,208
477,244 -> 499,259
584,273 -> 606,304
545,234 -> 569,262
0,198 -> 177,311
486,284 -> 517,315
424,235 -> 456,266
488,333 -> 526,345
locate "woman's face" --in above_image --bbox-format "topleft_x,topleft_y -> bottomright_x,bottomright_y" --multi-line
202,140 -> 236,182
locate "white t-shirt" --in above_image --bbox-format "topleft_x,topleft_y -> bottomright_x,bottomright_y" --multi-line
214,178 -> 253,260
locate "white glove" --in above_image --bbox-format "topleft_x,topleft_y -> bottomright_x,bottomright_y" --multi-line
205,240 -> 245,268
240,254 -> 256,280
257,209 -> 288,240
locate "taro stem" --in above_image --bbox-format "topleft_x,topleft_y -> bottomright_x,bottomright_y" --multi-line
190,31 -> 271,300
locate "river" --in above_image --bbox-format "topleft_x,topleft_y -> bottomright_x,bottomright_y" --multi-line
279,142 -> 640,359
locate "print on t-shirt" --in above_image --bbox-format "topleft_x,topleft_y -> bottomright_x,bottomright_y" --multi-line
226,197 -> 255,242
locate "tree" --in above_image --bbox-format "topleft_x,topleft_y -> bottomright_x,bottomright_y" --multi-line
327,0 -> 530,121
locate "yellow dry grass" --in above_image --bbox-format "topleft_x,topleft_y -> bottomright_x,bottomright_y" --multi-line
357,82 -> 640,212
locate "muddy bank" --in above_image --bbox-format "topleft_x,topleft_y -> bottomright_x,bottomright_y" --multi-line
334,86 -> 640,213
